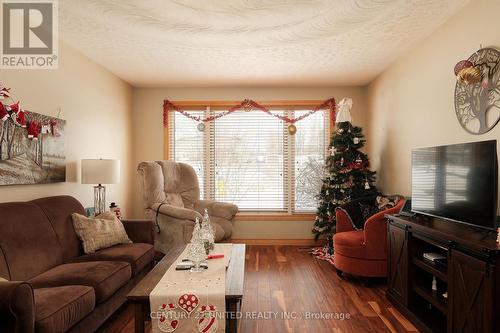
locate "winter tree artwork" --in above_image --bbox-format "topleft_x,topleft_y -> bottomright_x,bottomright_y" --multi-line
0,84 -> 66,185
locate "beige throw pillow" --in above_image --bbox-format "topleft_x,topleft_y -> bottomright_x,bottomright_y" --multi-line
0,277 -> 8,282
72,212 -> 132,254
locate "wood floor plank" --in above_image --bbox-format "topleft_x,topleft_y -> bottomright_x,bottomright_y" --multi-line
101,245 -> 417,333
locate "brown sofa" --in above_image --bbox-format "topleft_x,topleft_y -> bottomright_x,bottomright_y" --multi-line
0,196 -> 155,333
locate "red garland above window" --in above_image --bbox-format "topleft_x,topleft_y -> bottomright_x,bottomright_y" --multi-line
163,98 -> 336,133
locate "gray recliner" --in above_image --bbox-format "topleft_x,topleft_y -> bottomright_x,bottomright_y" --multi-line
137,160 -> 238,253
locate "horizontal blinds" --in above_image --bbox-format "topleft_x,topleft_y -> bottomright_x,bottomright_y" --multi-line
294,109 -> 328,212
214,110 -> 285,211
169,105 -> 327,212
169,110 -> 205,198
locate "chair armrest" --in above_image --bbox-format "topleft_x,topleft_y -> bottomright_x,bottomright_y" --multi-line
0,281 -> 35,333
121,219 -> 154,244
364,199 -> 406,254
194,200 -> 238,220
335,208 -> 355,233
151,203 -> 202,222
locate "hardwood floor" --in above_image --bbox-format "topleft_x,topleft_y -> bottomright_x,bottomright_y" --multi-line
98,245 -> 418,333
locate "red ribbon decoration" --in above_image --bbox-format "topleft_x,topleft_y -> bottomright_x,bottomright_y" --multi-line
163,98 -> 336,127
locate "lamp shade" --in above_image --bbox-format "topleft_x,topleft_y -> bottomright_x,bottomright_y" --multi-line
81,159 -> 120,184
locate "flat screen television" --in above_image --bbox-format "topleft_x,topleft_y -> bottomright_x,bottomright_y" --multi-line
411,140 -> 498,230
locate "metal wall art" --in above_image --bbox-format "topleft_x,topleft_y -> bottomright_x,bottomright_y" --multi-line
454,47 -> 500,135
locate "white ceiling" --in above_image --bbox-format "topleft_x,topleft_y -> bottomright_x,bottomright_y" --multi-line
59,0 -> 469,87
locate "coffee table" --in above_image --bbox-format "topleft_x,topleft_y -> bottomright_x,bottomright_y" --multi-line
127,244 -> 245,333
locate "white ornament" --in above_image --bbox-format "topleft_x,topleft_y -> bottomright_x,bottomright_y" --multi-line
364,181 -> 370,190
336,98 -> 353,123
353,137 -> 360,144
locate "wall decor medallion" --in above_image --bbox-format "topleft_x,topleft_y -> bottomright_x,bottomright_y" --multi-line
454,47 -> 500,134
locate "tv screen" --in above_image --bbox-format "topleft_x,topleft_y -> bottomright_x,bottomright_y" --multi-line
411,140 -> 498,230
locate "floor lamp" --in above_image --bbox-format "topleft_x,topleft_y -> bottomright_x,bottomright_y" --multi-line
81,159 -> 120,215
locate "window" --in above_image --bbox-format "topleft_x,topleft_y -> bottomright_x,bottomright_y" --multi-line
168,102 -> 329,213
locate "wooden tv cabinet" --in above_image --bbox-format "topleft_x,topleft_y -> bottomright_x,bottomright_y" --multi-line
386,214 -> 500,333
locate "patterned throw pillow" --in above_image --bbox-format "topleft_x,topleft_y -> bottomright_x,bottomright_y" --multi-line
376,195 -> 401,210
359,203 -> 379,221
72,212 -> 132,254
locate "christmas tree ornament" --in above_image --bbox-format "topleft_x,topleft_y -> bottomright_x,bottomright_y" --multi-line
336,97 -> 353,123
197,122 -> 206,132
353,137 -> 360,144
197,305 -> 218,333
178,293 -> 199,314
364,180 -> 370,189
0,103 -> 9,121
157,303 -> 179,333
287,124 -> 297,135
340,157 -> 344,166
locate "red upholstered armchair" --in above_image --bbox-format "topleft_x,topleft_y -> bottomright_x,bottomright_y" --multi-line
333,196 -> 405,278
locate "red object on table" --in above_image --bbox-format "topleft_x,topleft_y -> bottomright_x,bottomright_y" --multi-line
207,254 -> 224,259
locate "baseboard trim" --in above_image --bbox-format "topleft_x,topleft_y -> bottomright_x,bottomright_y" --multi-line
231,239 -> 326,246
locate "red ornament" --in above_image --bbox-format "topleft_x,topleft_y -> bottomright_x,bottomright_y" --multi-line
178,293 -> 199,314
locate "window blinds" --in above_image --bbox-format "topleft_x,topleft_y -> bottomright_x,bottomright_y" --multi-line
169,105 -> 329,213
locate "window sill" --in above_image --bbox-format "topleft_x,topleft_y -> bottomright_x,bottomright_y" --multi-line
235,213 -> 316,222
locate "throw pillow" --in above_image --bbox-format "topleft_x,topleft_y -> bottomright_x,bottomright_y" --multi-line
337,207 -> 364,230
72,212 -> 132,254
0,277 -> 8,282
376,195 -> 401,210
359,202 -> 379,221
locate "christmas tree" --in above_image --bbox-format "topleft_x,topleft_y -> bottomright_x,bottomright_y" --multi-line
312,98 -> 378,251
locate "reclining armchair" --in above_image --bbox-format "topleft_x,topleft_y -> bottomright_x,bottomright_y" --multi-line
137,161 -> 238,253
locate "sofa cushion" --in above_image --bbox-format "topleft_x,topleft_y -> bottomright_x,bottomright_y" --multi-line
34,285 -> 95,333
334,230 -> 386,260
31,196 -> 86,262
0,202 -> 64,281
71,243 -> 154,276
71,213 -> 132,254
29,261 -> 131,303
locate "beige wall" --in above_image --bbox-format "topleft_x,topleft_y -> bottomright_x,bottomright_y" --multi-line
131,86 -> 368,239
367,0 -> 500,207
0,42 -> 133,215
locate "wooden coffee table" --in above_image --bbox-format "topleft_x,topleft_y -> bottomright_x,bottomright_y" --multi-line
127,244 -> 245,333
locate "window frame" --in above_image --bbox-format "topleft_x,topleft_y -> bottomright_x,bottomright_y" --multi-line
164,100 -> 334,220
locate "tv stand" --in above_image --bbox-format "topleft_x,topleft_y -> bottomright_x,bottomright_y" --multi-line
386,214 -> 500,333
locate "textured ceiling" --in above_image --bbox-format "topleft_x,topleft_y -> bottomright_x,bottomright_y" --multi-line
59,0 -> 469,87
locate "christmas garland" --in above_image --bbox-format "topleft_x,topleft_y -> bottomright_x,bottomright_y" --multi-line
163,98 -> 336,134
0,82 -> 62,139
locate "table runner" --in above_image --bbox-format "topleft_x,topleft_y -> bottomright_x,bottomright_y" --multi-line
150,244 -> 233,333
